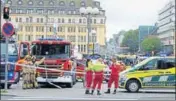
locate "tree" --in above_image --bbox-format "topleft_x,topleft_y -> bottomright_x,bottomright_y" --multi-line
141,36 -> 162,52
121,29 -> 139,53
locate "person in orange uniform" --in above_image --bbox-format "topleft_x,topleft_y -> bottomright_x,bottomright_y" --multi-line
85,59 -> 93,94
91,58 -> 106,95
105,58 -> 122,94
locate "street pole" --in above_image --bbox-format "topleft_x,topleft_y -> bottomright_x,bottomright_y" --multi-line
5,37 -> 9,90
87,14 -> 91,55
4,19 -> 9,90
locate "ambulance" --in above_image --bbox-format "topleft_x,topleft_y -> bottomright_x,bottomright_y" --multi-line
119,56 -> 175,92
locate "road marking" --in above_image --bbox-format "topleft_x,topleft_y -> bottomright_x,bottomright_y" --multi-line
8,97 -> 138,100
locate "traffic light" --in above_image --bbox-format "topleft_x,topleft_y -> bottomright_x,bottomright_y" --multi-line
3,7 -> 10,19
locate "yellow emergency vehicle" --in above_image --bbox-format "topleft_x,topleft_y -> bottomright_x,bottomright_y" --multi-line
119,56 -> 175,92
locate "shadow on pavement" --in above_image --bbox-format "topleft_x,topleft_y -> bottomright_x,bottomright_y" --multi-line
119,91 -> 175,94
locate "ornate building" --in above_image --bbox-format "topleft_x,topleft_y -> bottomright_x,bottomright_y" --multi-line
1,0 -> 106,54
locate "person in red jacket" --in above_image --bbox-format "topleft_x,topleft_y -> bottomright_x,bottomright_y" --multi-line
105,58 -> 122,94
85,59 -> 93,94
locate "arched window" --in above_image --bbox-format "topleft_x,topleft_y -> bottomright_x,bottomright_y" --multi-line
81,1 -> 85,6
28,0 -> 33,5
49,1 -> 54,6
38,1 -> 44,5
7,0 -> 12,5
59,1 -> 65,6
70,1 -> 75,6
18,0 -> 23,5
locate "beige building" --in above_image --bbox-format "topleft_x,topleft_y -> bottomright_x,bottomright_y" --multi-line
1,0 -> 106,55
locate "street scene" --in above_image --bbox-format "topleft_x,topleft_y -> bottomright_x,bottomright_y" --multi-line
0,0 -> 176,100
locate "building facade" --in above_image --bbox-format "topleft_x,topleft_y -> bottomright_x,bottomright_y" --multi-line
157,0 -> 175,55
1,0 -> 106,54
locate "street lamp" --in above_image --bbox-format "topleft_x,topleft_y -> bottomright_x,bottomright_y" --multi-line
91,30 -> 96,55
79,7 -> 99,55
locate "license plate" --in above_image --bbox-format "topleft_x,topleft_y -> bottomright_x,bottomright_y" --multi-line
47,79 -> 53,82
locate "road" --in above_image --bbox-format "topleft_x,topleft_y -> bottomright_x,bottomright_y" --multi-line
1,81 -> 175,100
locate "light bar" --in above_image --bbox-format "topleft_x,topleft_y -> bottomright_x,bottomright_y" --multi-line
38,37 -> 64,41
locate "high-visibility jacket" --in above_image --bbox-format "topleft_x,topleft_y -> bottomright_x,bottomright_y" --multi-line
86,61 -> 93,71
92,61 -> 106,72
15,59 -> 25,72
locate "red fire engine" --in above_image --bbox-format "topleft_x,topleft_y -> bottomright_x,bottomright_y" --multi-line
17,37 -> 77,88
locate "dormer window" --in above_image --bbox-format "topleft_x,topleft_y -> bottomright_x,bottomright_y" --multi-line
59,1 -> 65,6
28,0 -> 33,5
7,0 -> 12,5
49,1 -> 54,5
81,1 -> 85,6
39,1 -> 44,5
18,0 -> 22,5
70,1 -> 75,6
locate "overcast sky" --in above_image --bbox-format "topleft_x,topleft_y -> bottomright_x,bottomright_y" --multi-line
96,0 -> 170,41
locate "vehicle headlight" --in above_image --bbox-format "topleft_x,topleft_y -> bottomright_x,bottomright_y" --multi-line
119,74 -> 127,81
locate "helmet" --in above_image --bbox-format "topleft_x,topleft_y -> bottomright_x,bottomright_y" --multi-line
24,55 -> 32,60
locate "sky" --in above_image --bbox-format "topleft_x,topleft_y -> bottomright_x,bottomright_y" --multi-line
96,0 -> 170,41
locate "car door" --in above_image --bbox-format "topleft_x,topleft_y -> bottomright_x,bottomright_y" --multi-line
138,59 -> 166,88
163,58 -> 175,88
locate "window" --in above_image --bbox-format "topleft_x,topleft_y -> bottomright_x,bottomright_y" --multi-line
19,18 -> 22,22
49,1 -> 54,5
81,45 -> 83,52
59,1 -> 65,6
79,19 -> 82,23
18,0 -> 23,5
58,18 -> 61,23
78,45 -> 80,52
83,18 -> 86,23
16,18 -> 18,22
37,18 -> 39,23
94,19 -> 97,24
81,1 -> 85,6
101,19 -> 104,24
70,1 -> 75,6
83,45 -> 86,52
41,18 -> 43,23
28,0 -> 33,5
7,0 -> 12,5
38,1 -> 44,5
72,19 -> 75,23
68,19 -> 71,23
62,18 -> 65,23
26,18 -> 29,22
84,36 -> 86,42
81,36 -> 84,42
140,60 -> 158,70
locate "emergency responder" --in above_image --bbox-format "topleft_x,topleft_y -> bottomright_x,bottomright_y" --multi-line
22,55 -> 33,89
85,59 -> 93,94
91,58 -> 106,95
31,56 -> 45,89
105,58 -> 122,94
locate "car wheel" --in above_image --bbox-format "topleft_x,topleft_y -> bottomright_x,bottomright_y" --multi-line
126,80 -> 140,93
0,84 -> 11,89
66,82 -> 73,88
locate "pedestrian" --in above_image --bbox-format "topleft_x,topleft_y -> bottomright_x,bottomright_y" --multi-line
85,59 -> 93,94
22,55 -> 33,89
105,58 -> 122,94
31,56 -> 45,89
91,58 -> 106,95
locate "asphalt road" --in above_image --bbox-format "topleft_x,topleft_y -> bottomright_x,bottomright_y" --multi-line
1,81 -> 175,100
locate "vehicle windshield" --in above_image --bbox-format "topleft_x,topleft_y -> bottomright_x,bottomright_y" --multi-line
1,43 -> 18,56
31,44 -> 70,59
133,57 -> 152,69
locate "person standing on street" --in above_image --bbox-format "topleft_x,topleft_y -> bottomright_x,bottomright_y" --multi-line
105,58 -> 122,94
85,59 -> 93,94
31,56 -> 45,89
22,55 -> 33,89
91,58 -> 106,95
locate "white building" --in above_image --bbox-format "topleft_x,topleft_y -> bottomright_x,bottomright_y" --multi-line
157,0 -> 175,55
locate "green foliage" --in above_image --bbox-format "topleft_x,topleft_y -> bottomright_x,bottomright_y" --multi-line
141,36 -> 162,52
121,29 -> 139,53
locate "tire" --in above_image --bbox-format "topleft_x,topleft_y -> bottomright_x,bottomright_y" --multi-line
66,82 -> 73,88
126,80 -> 140,93
0,84 -> 12,89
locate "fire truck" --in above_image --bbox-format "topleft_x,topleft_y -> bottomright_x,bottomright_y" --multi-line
17,37 -> 77,88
